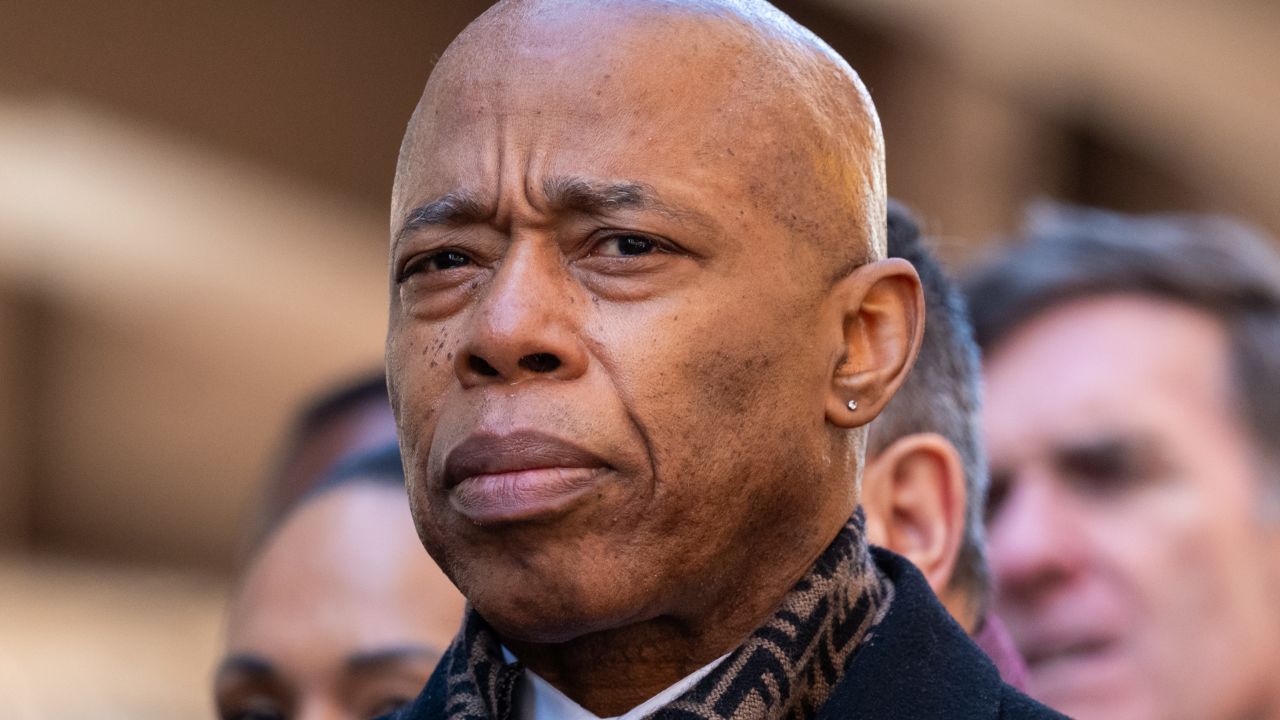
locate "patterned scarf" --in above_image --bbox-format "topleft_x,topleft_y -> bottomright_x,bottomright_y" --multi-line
435,512 -> 893,720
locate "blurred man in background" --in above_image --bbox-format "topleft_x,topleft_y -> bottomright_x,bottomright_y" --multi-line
216,445 -> 465,720
863,203 -> 1027,690
965,204 -> 1280,719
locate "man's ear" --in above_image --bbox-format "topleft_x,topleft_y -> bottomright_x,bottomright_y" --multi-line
824,258 -> 924,427
862,433 -> 966,596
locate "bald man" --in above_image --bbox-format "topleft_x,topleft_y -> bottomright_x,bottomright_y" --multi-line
383,2 -> 1059,718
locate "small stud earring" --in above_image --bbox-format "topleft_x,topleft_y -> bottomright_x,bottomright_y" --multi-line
847,399 -> 858,411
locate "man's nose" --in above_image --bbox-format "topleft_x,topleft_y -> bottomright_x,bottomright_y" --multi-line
295,695 -> 346,720
989,473 -> 1088,606
456,242 -> 588,387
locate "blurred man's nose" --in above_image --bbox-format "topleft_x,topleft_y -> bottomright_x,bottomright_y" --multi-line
296,695 -> 346,720
456,240 -> 589,387
990,471 -> 1088,605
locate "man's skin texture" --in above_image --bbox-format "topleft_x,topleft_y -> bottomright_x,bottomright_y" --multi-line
385,1 -> 924,714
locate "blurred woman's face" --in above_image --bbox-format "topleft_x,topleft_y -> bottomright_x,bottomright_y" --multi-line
215,485 -> 465,720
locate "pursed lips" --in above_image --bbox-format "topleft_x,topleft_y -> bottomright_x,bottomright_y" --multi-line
1022,634 -> 1119,671
444,430 -> 609,524
1016,619 -> 1129,693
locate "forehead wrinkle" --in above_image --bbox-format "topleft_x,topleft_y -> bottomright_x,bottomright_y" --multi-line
540,176 -> 719,232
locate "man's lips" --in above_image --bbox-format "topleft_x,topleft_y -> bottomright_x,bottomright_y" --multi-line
1016,620 -> 1127,689
443,431 -> 609,524
1022,634 -> 1118,671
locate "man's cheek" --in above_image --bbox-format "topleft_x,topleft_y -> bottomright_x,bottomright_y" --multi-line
391,328 -> 457,398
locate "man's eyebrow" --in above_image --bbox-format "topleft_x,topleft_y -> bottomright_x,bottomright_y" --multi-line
345,644 -> 441,673
542,176 -> 715,230
1050,434 -> 1165,475
544,177 -> 654,212
394,177 -> 719,250
394,190 -> 489,247
215,653 -> 277,680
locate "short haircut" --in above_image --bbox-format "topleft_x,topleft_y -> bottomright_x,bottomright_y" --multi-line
308,441 -> 405,499
249,372 -> 394,550
869,201 -> 990,608
290,373 -> 390,442
963,202 -> 1280,496
248,441 -> 406,557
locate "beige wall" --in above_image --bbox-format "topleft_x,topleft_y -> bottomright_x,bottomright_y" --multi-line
0,100 -> 390,569
809,0 -> 1280,241
0,557 -> 226,720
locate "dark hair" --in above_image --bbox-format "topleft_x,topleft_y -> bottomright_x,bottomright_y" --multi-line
870,201 -> 990,609
307,441 -> 405,499
964,202 -> 1280,491
247,441 -> 406,557
249,372 -> 394,550
292,373 -> 390,441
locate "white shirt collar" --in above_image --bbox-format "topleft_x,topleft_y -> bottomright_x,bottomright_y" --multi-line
502,646 -> 728,720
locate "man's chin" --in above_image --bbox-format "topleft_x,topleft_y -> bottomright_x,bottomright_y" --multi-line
473,589 -> 653,645
442,548 -> 657,645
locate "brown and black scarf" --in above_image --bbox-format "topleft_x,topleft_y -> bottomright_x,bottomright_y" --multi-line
435,512 -> 893,720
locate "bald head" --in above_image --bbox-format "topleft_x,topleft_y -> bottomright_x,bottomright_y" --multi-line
394,0 -> 885,269
385,4 -> 922,710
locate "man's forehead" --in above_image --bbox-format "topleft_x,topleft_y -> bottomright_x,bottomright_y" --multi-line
394,0 -> 885,258
413,0 -> 863,135
422,7 -> 773,117
447,0 -> 810,61
396,35 -> 782,228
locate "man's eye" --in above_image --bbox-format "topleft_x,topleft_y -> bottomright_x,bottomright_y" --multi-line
220,704 -> 285,720
596,234 -> 658,257
229,712 -> 284,720
425,250 -> 472,270
401,250 -> 472,280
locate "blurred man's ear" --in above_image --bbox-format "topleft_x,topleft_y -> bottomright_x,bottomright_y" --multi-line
824,258 -> 924,428
863,432 -> 967,618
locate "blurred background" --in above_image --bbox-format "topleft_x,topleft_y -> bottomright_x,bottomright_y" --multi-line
0,1 -> 1276,717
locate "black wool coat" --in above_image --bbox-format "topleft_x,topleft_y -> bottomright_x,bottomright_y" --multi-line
815,548 -> 1065,719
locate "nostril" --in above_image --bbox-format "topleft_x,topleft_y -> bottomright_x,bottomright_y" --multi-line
519,353 -> 561,373
468,355 -> 500,377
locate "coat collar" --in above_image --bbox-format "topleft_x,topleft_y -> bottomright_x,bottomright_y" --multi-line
820,547 -> 1007,719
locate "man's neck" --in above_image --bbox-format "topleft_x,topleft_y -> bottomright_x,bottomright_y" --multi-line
501,515 -> 852,716
505,618 -> 747,716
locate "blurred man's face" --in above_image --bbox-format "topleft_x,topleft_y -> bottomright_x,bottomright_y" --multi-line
386,11 -> 864,644
983,294 -> 1280,720
216,488 -> 465,720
